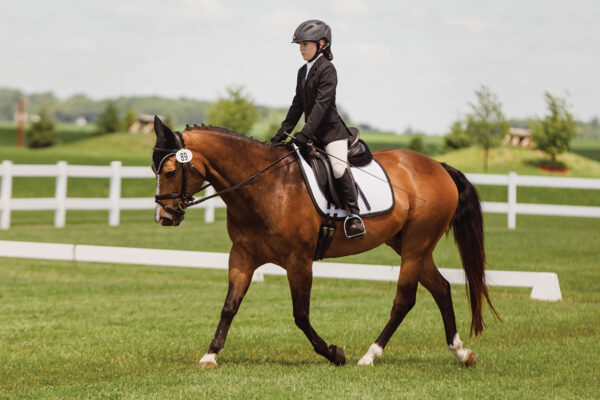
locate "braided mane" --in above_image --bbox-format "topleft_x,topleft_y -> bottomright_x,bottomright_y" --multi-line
183,123 -> 268,147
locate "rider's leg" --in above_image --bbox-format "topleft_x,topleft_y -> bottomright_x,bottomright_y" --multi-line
325,140 -> 348,179
325,140 -> 366,238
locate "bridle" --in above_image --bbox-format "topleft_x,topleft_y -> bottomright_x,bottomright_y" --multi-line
153,131 -> 295,218
153,130 -> 211,218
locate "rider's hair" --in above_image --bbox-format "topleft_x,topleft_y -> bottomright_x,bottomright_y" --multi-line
320,41 -> 333,61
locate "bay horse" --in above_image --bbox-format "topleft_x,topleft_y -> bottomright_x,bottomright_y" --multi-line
151,116 -> 499,367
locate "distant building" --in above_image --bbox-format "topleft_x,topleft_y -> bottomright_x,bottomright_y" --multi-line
503,127 -> 534,148
129,114 -> 160,134
75,116 -> 87,126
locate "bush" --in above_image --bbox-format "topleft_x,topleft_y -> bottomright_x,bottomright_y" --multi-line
96,101 -> 120,134
123,108 -> 137,131
26,106 -> 56,148
444,120 -> 472,150
208,86 -> 259,134
408,135 -> 425,153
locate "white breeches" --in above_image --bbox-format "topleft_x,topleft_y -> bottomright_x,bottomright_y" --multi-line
325,139 -> 348,179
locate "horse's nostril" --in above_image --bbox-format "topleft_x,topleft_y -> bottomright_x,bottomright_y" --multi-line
161,217 -> 174,226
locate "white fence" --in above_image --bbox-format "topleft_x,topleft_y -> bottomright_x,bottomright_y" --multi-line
0,160 -> 599,230
469,172 -> 600,229
0,240 -> 562,301
0,160 -> 223,230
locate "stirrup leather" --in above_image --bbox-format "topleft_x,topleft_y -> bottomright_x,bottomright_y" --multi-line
343,214 -> 366,239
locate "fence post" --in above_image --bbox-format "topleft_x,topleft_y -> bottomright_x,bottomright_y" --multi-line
109,161 -> 122,226
508,171 -> 517,229
204,186 -> 215,223
0,160 -> 13,230
54,161 -> 68,228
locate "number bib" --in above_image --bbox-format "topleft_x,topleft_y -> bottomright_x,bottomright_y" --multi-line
175,149 -> 193,163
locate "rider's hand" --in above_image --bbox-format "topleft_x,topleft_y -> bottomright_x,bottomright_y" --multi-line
293,132 -> 310,147
270,130 -> 287,145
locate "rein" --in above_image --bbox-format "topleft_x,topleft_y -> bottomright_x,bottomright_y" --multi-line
186,149 -> 295,207
154,135 -> 295,216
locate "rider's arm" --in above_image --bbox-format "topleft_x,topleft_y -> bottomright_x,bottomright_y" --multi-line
277,68 -> 305,136
299,62 -> 337,141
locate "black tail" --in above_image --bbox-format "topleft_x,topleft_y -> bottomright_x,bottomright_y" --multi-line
441,163 -> 501,336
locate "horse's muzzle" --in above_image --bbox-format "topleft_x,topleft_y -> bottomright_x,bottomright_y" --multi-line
157,215 -> 182,226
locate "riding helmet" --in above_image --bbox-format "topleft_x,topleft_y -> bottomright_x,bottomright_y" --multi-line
292,19 -> 332,44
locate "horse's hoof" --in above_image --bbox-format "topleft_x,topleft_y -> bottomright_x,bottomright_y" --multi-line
357,356 -> 373,366
199,361 -> 218,368
328,345 -> 346,366
199,353 -> 218,368
357,343 -> 383,366
464,351 -> 477,367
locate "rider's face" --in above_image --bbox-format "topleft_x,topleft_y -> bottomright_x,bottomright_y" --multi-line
299,41 -> 317,61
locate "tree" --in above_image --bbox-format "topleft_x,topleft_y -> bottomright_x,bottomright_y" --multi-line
207,86 -> 259,134
465,85 -> 509,172
163,113 -> 174,128
27,106 -> 56,148
96,101 -> 120,134
443,120 -> 472,151
530,92 -> 577,169
123,108 -> 137,131
408,135 -> 425,153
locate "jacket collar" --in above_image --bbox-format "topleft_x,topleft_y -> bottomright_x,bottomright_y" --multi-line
304,55 -> 326,83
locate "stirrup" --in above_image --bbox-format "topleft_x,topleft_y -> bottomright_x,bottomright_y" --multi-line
343,214 -> 366,239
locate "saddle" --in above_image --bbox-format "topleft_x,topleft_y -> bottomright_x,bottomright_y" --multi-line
298,127 -> 373,210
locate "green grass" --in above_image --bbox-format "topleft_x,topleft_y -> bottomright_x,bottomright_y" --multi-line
361,131 -> 443,155
0,211 -> 599,399
437,146 -> 600,178
571,138 -> 600,162
1,121 -> 599,398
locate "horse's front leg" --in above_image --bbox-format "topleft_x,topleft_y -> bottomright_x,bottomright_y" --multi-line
199,245 -> 258,367
287,258 -> 346,366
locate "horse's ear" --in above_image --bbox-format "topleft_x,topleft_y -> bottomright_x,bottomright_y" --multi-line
154,115 -> 175,148
154,115 -> 174,138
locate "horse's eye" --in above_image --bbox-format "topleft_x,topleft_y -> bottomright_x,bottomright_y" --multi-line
165,170 -> 176,178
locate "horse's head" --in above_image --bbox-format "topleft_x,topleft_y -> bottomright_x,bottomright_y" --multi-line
152,116 -> 206,226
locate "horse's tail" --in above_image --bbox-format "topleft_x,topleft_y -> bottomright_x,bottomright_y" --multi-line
441,162 -> 501,336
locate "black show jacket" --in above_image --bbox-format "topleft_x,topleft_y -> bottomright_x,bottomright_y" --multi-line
277,56 -> 350,146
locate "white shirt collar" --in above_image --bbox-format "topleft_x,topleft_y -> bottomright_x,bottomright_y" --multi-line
305,53 -> 323,78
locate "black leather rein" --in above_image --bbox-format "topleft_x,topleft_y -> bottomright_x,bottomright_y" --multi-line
154,139 -> 295,217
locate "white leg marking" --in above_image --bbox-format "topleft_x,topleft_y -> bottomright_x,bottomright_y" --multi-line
199,353 -> 218,367
357,343 -> 383,366
448,333 -> 473,365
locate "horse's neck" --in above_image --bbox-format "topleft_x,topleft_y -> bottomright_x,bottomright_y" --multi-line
188,129 -> 276,196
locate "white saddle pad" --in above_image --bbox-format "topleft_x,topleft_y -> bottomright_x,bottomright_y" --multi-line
295,146 -> 394,219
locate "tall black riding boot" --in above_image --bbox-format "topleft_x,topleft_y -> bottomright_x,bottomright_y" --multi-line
336,169 -> 366,239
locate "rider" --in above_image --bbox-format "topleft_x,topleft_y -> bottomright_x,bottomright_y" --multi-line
270,19 -> 366,239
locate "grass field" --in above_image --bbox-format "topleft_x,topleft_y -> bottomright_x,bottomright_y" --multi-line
1,210 -> 599,399
1,123 -> 599,398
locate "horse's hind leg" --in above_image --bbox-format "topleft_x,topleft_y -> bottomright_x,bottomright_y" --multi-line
419,257 -> 477,367
287,259 -> 346,366
199,245 -> 258,367
358,235 -> 419,366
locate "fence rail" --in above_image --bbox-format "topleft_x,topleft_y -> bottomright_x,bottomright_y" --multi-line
0,160 -> 222,230
0,240 -> 562,301
1,160 -> 599,230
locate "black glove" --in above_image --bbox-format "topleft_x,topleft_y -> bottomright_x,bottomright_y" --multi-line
270,131 -> 286,144
292,132 -> 310,147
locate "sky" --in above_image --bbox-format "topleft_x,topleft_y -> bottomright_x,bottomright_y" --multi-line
1,0 -> 599,134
